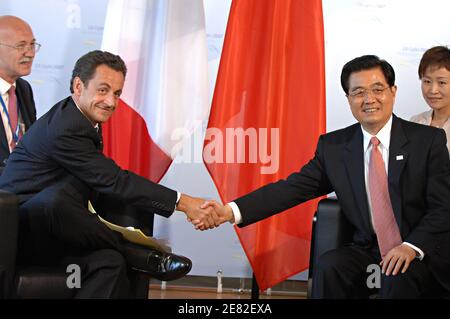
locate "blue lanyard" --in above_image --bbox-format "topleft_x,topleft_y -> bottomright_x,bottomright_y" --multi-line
0,93 -> 20,142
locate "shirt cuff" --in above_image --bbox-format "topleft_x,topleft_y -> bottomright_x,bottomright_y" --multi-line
175,192 -> 181,211
403,242 -> 425,260
228,201 -> 242,225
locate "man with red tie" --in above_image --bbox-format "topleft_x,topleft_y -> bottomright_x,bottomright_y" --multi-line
201,55 -> 450,298
0,15 -> 37,173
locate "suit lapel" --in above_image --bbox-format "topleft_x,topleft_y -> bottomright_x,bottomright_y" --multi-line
388,115 -> 408,230
97,125 -> 104,151
0,113 -> 9,160
66,98 -> 103,151
344,126 -> 372,234
16,80 -> 32,128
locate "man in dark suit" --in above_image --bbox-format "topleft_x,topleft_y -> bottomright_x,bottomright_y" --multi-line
200,55 -> 450,298
0,50 -> 215,298
0,15 -> 37,173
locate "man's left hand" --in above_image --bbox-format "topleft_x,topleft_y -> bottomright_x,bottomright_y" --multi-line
380,243 -> 417,276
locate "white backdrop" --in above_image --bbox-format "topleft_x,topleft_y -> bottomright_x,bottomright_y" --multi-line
1,0 -> 449,283
323,0 -> 450,132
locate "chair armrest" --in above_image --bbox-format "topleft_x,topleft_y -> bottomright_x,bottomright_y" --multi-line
0,190 -> 19,298
307,198 -> 354,298
311,198 -> 354,261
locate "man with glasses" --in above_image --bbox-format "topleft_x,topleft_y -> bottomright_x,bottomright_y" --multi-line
199,55 -> 450,298
0,15 -> 38,174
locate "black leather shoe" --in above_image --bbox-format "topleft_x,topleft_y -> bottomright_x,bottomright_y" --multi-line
124,243 -> 192,281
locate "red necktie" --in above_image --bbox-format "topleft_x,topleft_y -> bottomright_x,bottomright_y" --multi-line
7,85 -> 18,150
368,137 -> 402,257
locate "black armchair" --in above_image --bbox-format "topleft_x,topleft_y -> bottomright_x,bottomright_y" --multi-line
307,197 -> 449,299
0,189 -> 156,299
307,198 -> 353,298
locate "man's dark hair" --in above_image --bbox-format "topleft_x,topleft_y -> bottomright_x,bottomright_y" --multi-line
418,46 -> 450,79
70,50 -> 127,93
340,55 -> 395,95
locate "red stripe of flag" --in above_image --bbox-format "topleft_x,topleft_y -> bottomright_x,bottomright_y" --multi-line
204,0 -> 326,290
103,99 -> 172,183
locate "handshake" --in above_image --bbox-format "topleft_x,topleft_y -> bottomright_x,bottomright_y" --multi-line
176,194 -> 235,231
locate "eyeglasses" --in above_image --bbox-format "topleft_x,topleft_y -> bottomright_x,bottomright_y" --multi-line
0,42 -> 41,53
348,86 -> 391,99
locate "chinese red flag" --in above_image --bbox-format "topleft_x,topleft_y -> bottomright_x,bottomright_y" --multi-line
204,0 -> 325,290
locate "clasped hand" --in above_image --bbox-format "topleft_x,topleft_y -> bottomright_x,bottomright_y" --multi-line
176,194 -> 234,230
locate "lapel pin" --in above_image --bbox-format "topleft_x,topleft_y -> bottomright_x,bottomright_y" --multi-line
396,155 -> 404,161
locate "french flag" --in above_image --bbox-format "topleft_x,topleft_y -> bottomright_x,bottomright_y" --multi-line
100,0 -> 209,182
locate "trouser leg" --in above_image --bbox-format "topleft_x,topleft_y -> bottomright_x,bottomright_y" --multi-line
379,259 -> 439,299
17,180 -> 124,264
59,249 -> 131,299
16,180 -> 132,298
311,245 -> 378,298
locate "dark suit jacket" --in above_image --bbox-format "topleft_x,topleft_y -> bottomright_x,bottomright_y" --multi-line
0,78 -> 37,169
0,96 -> 177,217
234,115 -> 450,289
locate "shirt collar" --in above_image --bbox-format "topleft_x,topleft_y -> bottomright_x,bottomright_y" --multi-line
0,77 -> 16,96
361,115 -> 393,152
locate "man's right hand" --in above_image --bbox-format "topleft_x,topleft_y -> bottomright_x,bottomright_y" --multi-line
176,194 -> 221,230
193,200 -> 234,231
